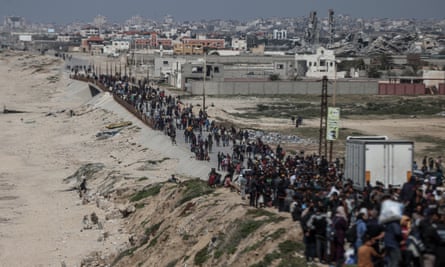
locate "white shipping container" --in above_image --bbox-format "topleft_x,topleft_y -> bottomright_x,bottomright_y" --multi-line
345,140 -> 413,190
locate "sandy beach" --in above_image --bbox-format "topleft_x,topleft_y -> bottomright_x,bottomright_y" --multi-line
0,52 -> 181,266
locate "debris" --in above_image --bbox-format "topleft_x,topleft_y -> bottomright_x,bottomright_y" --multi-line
120,205 -> 136,218
3,105 -> 28,114
105,209 -> 122,220
106,121 -> 132,129
96,129 -> 121,140
64,163 -> 105,185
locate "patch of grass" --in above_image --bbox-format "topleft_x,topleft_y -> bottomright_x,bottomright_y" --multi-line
141,219 -> 149,227
278,240 -> 302,254
269,228 -> 286,240
225,95 -> 445,123
249,240 -> 308,267
137,177 -> 149,181
242,228 -> 286,254
145,221 -> 163,237
246,208 -> 284,223
175,179 -> 214,207
135,203 -> 145,209
409,134 -> 445,155
147,226 -> 169,249
239,220 -> 266,239
246,208 -> 276,218
249,251 -> 281,267
194,245 -> 210,266
182,233 -> 192,241
141,220 -> 164,246
111,247 -> 137,266
130,183 -> 163,202
147,157 -> 170,165
235,102 -> 321,120
215,219 -> 267,258
165,259 -> 179,267
148,234 -> 159,247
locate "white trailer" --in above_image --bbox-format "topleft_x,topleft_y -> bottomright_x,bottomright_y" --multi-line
345,140 -> 414,190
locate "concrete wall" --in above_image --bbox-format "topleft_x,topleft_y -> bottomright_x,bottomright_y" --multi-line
189,79 -> 378,95
378,83 -> 426,95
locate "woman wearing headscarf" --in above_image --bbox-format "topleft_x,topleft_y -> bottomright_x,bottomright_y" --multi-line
331,205 -> 348,267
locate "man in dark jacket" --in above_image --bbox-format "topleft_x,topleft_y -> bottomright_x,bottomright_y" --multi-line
400,176 -> 417,214
307,207 -> 328,263
419,210 -> 441,267
384,220 -> 402,267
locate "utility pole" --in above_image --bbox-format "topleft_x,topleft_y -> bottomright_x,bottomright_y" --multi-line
319,76 -> 328,158
202,48 -> 208,115
329,63 -> 338,163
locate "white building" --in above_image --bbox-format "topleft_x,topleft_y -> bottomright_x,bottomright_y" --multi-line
154,57 -> 188,88
80,27 -> 99,37
231,38 -> 247,51
112,40 -> 130,51
273,29 -> 287,40
57,35 -> 71,42
295,47 -> 344,79
423,70 -> 445,89
103,40 -> 130,55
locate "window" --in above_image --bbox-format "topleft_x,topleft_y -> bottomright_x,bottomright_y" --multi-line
277,64 -> 284,69
314,62 -> 317,67
163,61 -> 169,65
214,67 -> 220,73
320,60 -> 326,66
308,62 -> 312,67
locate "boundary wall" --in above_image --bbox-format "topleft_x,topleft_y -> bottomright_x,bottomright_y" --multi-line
189,80 -> 378,95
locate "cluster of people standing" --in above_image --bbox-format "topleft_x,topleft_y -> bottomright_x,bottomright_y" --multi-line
72,70 -> 445,267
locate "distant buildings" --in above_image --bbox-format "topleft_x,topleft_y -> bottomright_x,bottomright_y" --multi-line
295,47 -> 344,79
173,38 -> 225,55
3,16 -> 26,30
273,29 -> 287,40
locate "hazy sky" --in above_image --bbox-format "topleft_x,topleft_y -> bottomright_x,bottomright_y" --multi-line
1,0 -> 445,24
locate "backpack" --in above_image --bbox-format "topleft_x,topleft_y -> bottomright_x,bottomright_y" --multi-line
345,223 -> 358,244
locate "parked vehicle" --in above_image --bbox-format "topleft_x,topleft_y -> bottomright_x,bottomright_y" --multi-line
345,139 -> 414,190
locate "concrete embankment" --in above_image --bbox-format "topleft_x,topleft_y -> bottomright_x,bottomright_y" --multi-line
76,82 -> 215,180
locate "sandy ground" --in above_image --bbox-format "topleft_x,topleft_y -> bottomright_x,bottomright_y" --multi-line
0,52 -> 155,266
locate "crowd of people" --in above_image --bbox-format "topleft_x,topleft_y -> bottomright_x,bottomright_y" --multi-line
71,69 -> 445,267
225,138 -> 445,267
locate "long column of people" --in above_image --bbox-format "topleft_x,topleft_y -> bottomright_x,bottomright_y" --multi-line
70,65 -> 445,267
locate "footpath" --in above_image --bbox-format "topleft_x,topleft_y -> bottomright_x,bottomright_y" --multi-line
69,75 -> 231,180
